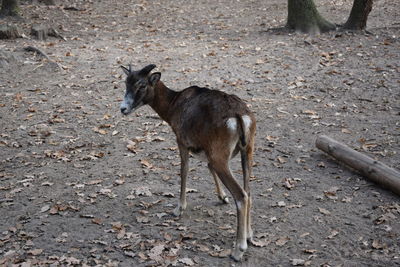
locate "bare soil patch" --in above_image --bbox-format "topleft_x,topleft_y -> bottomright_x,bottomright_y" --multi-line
1,0 -> 399,266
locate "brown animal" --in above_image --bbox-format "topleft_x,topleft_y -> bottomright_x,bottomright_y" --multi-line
120,64 -> 256,261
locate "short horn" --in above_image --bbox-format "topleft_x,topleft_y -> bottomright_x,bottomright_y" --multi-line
139,64 -> 156,76
121,65 -> 131,75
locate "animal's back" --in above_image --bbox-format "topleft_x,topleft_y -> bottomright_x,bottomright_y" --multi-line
178,86 -> 251,120
170,86 -> 254,151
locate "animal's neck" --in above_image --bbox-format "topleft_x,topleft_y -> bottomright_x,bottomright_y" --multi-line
149,81 -> 178,124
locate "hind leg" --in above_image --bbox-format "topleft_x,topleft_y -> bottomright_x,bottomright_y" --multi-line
208,163 -> 229,204
241,142 -> 254,244
210,160 -> 248,262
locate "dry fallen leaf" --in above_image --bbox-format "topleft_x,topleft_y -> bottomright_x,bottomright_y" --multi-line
126,140 -> 137,153
374,212 -> 396,225
90,151 -> 105,158
178,257 -> 195,266
275,236 -> 290,246
136,216 -> 150,223
196,244 -> 210,252
41,181 -> 54,186
317,161 -> 326,168
111,222 -> 123,230
186,188 -> 198,193
266,135 -> 279,142
99,188 -> 112,195
324,186 -> 340,200
318,207 -> 331,215
302,110 -> 317,115
93,127 -> 107,135
277,156 -> 287,164
41,205 -> 50,213
372,239 -> 387,249
217,249 -> 231,258
28,248 -> 43,256
162,191 -> 175,198
86,179 -> 103,185
148,244 -> 165,262
327,230 -> 339,239
283,178 -> 297,190
291,258 -> 305,266
277,201 -> 286,207
134,186 -> 152,197
341,196 -> 353,203
137,251 -> 147,260
140,159 -> 153,169
49,206 -> 59,215
114,179 -> 125,185
341,128 -> 351,134
15,92 -> 23,101
300,232 -> 310,238
152,136 -> 165,142
117,228 -> 126,240
91,218 -> 102,225
124,251 -> 135,258
209,249 -> 231,258
63,257 -> 80,265
251,239 -> 270,247
303,249 -> 317,254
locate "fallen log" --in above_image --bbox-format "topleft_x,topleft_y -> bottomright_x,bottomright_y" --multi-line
316,135 -> 400,196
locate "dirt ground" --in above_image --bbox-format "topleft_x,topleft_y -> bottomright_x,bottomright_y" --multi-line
1,0 -> 399,266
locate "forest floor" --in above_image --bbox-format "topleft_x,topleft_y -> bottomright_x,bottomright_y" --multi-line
1,0 -> 399,266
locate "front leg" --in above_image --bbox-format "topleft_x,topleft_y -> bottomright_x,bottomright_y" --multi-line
173,143 -> 189,217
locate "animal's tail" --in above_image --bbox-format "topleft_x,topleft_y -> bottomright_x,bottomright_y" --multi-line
236,114 -> 247,149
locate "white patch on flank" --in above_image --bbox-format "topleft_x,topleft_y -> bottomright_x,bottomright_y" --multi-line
242,115 -> 252,133
226,117 -> 237,131
227,115 -> 251,133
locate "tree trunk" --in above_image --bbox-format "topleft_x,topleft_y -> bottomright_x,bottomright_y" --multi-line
286,0 -> 336,34
0,0 -> 20,17
343,0 -> 373,30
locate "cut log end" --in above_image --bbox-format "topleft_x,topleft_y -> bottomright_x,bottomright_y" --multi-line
31,24 -> 65,41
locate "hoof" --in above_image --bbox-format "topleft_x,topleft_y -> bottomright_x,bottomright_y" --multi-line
219,195 -> 229,204
230,250 -> 244,262
230,240 -> 247,261
173,205 -> 185,217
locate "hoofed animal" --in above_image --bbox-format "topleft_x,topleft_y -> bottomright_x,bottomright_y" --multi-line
120,64 -> 256,261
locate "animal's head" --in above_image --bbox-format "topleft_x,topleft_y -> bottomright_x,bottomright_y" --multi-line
120,64 -> 161,115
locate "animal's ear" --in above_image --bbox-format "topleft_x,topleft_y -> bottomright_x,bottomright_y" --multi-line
149,72 -> 161,86
139,64 -> 157,76
121,65 -> 131,76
